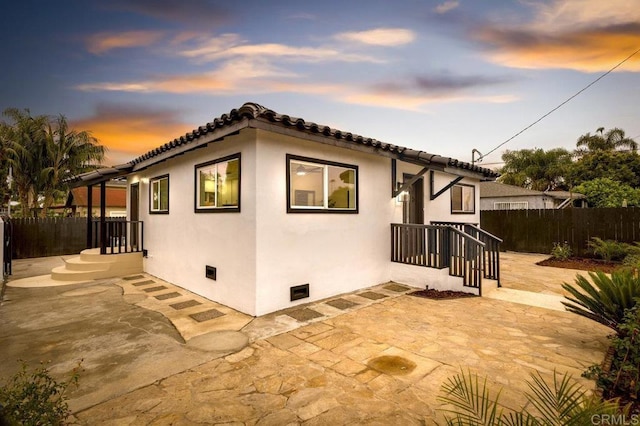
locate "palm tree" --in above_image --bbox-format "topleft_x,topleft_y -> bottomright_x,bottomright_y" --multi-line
40,115 -> 105,216
576,127 -> 638,156
1,108 -> 49,217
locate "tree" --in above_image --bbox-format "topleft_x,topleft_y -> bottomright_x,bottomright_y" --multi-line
567,150 -> 640,188
499,148 -> 572,191
0,108 -> 49,217
574,178 -> 640,207
575,127 -> 637,155
0,108 -> 105,217
40,115 -> 104,216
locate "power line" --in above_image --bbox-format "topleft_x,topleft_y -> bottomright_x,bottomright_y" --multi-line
478,46 -> 640,162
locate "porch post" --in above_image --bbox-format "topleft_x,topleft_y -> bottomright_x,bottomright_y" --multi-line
86,184 -> 93,248
100,181 -> 106,254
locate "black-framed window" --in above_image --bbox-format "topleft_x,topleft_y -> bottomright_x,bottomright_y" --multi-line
194,153 -> 241,213
150,174 -> 169,214
287,154 -> 358,213
451,183 -> 475,214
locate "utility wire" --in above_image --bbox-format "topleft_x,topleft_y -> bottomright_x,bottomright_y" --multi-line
478,46 -> 640,162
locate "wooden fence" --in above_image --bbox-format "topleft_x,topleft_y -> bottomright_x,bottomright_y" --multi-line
10,217 -> 87,259
480,207 -> 640,256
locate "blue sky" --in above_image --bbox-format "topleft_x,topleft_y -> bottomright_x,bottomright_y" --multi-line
0,0 -> 638,166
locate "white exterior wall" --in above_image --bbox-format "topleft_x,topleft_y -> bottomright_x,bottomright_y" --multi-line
126,127 -> 486,316
389,262 -> 480,296
253,130 -> 395,316
393,162 -> 481,225
128,131 -> 258,315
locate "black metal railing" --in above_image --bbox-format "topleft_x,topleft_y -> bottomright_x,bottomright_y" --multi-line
464,224 -> 502,286
446,226 -> 485,292
391,223 -> 447,268
431,220 -> 502,286
90,219 -> 144,255
391,223 -> 495,294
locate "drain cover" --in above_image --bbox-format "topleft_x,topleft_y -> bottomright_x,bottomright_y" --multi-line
367,355 -> 416,375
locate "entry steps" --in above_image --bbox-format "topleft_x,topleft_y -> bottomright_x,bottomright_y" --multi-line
51,248 -> 143,281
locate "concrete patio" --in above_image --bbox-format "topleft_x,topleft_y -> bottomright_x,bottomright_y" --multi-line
0,252 -> 611,424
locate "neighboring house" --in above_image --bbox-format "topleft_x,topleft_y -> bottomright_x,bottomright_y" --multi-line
70,103 -> 499,317
65,181 -> 127,217
480,182 -> 586,210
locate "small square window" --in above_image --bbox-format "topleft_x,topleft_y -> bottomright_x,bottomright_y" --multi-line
287,154 -> 358,213
451,184 -> 475,214
150,175 -> 169,214
195,154 -> 241,213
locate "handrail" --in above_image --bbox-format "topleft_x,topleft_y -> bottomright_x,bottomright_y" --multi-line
465,223 -> 503,243
447,225 -> 486,248
431,220 -> 501,286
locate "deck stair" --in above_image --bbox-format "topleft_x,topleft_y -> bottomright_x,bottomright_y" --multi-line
51,248 -> 143,281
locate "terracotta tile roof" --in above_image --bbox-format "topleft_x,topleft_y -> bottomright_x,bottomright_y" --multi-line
131,102 -> 498,178
72,102 -> 499,186
68,186 -> 126,207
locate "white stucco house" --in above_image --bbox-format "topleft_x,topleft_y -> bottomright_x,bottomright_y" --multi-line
69,103 -> 501,317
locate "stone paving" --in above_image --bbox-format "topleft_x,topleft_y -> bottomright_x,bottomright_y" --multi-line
76,266 -> 610,424
499,251 -> 591,295
2,253 -> 613,424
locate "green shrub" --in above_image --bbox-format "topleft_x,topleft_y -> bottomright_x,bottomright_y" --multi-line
562,270 -> 640,332
438,368 -> 623,425
584,304 -> 640,412
588,237 -> 633,262
0,360 -> 82,426
551,241 -> 572,260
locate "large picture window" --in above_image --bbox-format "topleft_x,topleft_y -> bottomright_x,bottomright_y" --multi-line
451,183 -> 475,214
287,154 -> 358,213
195,153 -> 240,213
150,174 -> 169,214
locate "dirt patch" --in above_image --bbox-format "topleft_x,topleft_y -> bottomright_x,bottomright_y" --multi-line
536,257 -> 621,274
408,288 -> 477,300
367,355 -> 416,375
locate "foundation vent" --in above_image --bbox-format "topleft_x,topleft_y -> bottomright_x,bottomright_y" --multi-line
205,265 -> 217,280
290,283 -> 309,301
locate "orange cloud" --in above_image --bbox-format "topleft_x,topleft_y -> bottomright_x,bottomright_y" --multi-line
86,30 -> 165,54
477,27 -> 640,72
71,105 -> 193,165
474,0 -> 640,72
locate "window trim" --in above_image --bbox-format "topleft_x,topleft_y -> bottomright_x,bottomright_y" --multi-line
194,153 -> 241,213
451,183 -> 475,214
149,174 -> 170,214
286,154 -> 359,214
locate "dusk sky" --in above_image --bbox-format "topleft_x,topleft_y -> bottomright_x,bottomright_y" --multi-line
1,0 -> 639,167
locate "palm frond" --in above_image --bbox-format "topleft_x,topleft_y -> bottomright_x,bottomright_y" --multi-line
438,369 -> 502,425
562,271 -> 640,331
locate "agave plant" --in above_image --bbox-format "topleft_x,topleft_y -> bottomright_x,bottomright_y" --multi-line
438,369 -> 623,425
561,270 -> 640,332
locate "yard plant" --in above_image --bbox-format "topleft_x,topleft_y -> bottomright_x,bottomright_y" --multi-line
562,270 -> 640,332
0,360 -> 81,426
587,237 -> 633,263
438,369 -> 623,425
584,304 -> 640,413
551,241 -> 572,261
